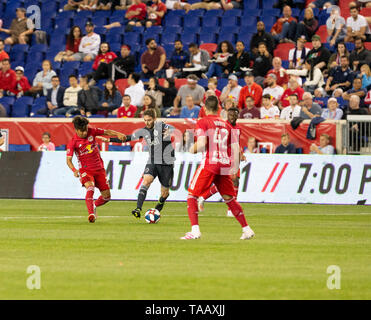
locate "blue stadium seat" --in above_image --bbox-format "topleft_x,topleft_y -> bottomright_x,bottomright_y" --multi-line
243,0 -> 259,9
30,96 -> 47,115
11,97 -> 33,117
124,32 -> 141,45
223,9 -> 242,18
75,10 -> 93,20
261,9 -> 281,17
291,8 -> 301,18
79,61 -> 94,75
160,32 -> 178,45
260,16 -> 276,27
11,61 -> 24,70
146,26 -> 163,34
202,16 -> 219,28
237,33 -> 253,46
91,16 -> 108,27
26,52 -> 43,66
54,17 -> 72,30
217,78 -> 228,91
163,26 -> 182,35
110,10 -> 127,20
167,10 -> 186,17
93,10 -> 111,19
186,9 -> 205,18
220,26 -> 239,35
89,114 -> 106,118
0,97 -> 16,116
242,8 -> 261,17
142,32 -> 160,44
183,26 -> 201,35
204,9 -> 223,18
106,32 -> 122,44
261,0 -> 278,8
184,16 -> 200,28
199,33 -> 217,44
221,17 -> 239,28
198,79 -> 208,88
180,33 -> 197,46
110,43 -> 122,55
24,63 -> 40,81
201,26 -> 220,34
163,44 -> 174,57
164,15 -> 182,27
9,144 -> 31,151
218,33 -> 235,44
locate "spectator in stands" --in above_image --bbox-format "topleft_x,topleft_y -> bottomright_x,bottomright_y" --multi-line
141,38 -> 166,78
342,77 -> 367,106
165,0 -> 190,11
145,77 -> 163,109
263,73 -> 284,106
328,42 -> 349,70
349,37 -> 371,71
0,8 -> 34,45
360,64 -> 371,89
238,71 -> 263,109
357,0 -> 371,8
293,7 -> 318,42
321,97 -> 343,120
125,0 -> 147,28
220,0 -> 242,10
306,35 -> 331,73
180,95 -> 200,118
77,75 -> 103,117
184,43 -> 210,77
325,55 -> 354,94
143,0 -> 167,28
67,21 -> 100,62
299,92 -> 322,119
125,72 -> 145,107
136,94 -> 161,117
239,96 -> 260,119
37,76 -> 66,117
250,21 -> 275,56
280,76 -> 304,109
99,79 -> 122,114
326,5 -> 347,47
64,0 -> 85,10
173,74 -> 205,113
266,57 -> 289,88
203,41 -> 234,79
168,40 -> 189,78
38,132 -> 55,152
113,94 -> 137,118
245,136 -> 258,154
204,78 -> 221,101
271,5 -> 297,44
198,89 -> 222,118
187,0 -> 222,11
260,94 -> 280,119
28,60 -> 56,97
252,43 -> 272,86
12,66 -> 31,98
54,26 -> 82,62
310,134 -> 335,155
88,42 -> 117,86
280,93 -> 301,120
220,74 -> 241,105
227,41 -> 250,79
288,37 -> 310,70
343,94 -> 369,119
115,0 -> 133,10
0,40 -> 9,65
308,0 -> 335,9
60,75 -> 82,117
96,0 -> 115,10
345,5 -> 371,42
110,45 -> 136,81
79,0 -> 98,10
155,78 -> 177,116
275,133 -> 296,154
285,58 -> 325,94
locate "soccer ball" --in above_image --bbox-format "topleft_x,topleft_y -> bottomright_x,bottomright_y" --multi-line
145,208 -> 161,224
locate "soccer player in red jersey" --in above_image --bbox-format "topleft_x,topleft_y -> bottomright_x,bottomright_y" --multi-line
197,107 -> 246,217
181,96 -> 255,240
66,116 -> 126,223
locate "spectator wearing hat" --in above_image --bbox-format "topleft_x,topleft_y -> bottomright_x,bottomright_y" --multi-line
66,21 -> 101,62
321,97 -> 343,120
0,8 -> 34,45
280,93 -> 301,120
227,41 -> 251,78
306,35 -> 331,73
12,66 -> 31,97
265,57 -> 289,88
239,96 -> 260,119
220,74 -> 242,105
288,37 -> 310,70
326,5 -> 347,47
141,38 -> 166,78
250,21 -> 275,56
0,59 -> 16,98
263,73 -> 284,106
109,45 -> 136,81
37,76 -> 66,116
238,71 -> 263,109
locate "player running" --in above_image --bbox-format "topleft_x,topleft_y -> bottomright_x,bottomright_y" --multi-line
181,96 -> 254,240
66,115 -> 126,223
197,107 -> 246,217
110,109 -> 175,218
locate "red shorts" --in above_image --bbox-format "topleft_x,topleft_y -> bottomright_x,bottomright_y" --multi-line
188,166 -> 236,198
79,168 -> 110,191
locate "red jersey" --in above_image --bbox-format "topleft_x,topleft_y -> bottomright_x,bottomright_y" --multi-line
66,127 -> 105,171
198,105 -> 222,118
196,115 -> 237,175
0,69 -> 17,92
238,82 -> 263,109
280,87 -> 304,108
92,51 -> 118,70
11,76 -> 31,95
127,3 -> 147,20
148,2 -> 167,25
117,104 -> 137,118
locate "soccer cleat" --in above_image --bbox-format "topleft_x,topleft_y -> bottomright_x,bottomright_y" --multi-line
180,231 -> 201,240
240,226 -> 255,240
88,213 -> 96,223
197,197 -> 205,212
227,210 -> 234,217
155,201 -> 165,212
93,204 -> 97,219
132,208 -> 141,219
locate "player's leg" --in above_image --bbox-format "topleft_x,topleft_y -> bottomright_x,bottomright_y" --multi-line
155,165 -> 174,212
84,181 -> 96,223
94,170 -> 111,210
227,173 -> 240,217
198,184 -> 218,212
132,165 -> 155,218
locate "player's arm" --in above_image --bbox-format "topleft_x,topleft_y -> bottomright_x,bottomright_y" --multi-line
189,136 -> 207,154
66,156 -> 79,178
230,142 -> 241,175
0,136 -> 4,147
103,129 -> 126,141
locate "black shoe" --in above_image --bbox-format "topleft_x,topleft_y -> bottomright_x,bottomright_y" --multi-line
155,201 -> 165,212
132,208 -> 141,219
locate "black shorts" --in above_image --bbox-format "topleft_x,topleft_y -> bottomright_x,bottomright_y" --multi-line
144,164 -> 174,188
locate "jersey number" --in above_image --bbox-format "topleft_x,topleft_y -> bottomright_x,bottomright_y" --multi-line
212,128 -> 229,164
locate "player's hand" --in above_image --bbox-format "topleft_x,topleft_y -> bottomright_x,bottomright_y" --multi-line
73,170 -> 79,178
241,154 -> 246,162
117,133 -> 127,142
96,136 -> 110,143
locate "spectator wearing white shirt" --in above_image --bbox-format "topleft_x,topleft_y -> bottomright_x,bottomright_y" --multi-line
310,133 -> 335,154
321,97 -> 343,120
345,5 -> 371,42
67,21 -> 101,62
260,94 -> 280,119
288,37 -> 310,69
124,72 -> 145,107
280,94 -> 301,120
326,6 -> 347,47
165,0 -> 190,10
262,73 -> 284,106
219,74 -> 241,105
28,60 -> 57,96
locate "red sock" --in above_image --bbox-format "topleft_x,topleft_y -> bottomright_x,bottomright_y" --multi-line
85,186 -> 95,214
201,184 -> 218,200
95,195 -> 110,207
187,195 -> 199,226
225,197 -> 248,228
234,186 -> 239,199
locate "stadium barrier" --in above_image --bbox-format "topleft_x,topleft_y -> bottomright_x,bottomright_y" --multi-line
346,115 -> 371,155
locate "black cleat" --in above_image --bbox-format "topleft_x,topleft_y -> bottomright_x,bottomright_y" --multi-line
155,201 -> 165,212
132,208 -> 141,219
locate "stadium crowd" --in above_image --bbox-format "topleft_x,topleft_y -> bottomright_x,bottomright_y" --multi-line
0,0 -> 370,154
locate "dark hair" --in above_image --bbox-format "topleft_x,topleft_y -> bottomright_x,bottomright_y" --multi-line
72,115 -> 89,131
145,38 -> 155,46
174,40 -> 183,44
205,96 -> 219,112
227,107 -> 239,114
236,40 -> 245,47
262,94 -> 271,100
354,36 -> 364,43
51,75 -> 60,80
143,109 -> 156,118
217,41 -> 234,54
1,58 -> 10,63
165,78 -> 175,88
305,57 -> 315,81
69,74 -> 77,79
289,93 -> 298,99
336,41 -> 349,55
80,75 -> 89,83
104,79 -> 117,100
149,76 -> 159,87
67,26 -> 82,51
144,94 -> 156,108
123,94 -> 131,99
349,6 -> 358,11
98,42 -> 111,55
0,39 -> 4,44
42,132 -> 51,138
340,55 -> 349,60
188,43 -> 198,49
130,72 -> 140,83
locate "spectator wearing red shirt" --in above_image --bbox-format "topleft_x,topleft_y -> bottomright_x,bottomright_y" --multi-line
271,5 -> 297,43
279,76 -> 305,108
54,26 -> 82,62
237,71 -> 263,109
198,89 -> 222,118
114,94 -> 137,118
265,57 -> 290,88
12,66 -> 31,97
88,42 -> 117,85
0,59 -> 16,98
141,38 -> 166,78
126,0 -> 147,28
0,39 -> 9,65
203,78 -> 221,103
144,0 -> 167,28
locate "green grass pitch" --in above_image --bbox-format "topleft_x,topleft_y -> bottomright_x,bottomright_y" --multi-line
0,199 -> 370,300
